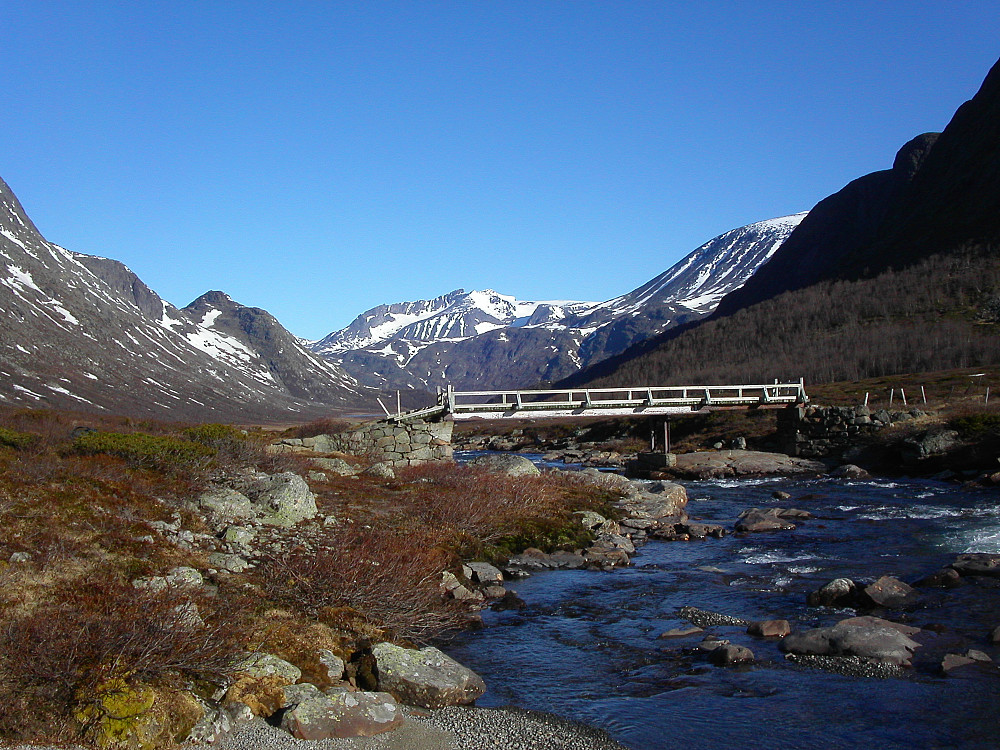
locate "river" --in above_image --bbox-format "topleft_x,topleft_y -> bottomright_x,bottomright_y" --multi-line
445,460 -> 1000,749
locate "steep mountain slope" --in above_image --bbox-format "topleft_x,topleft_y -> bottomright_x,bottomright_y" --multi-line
310,213 -> 804,391
0,175 -> 366,421
566,56 -> 1000,390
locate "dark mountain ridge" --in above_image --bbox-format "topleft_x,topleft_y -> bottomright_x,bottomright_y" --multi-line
565,56 -> 1000,390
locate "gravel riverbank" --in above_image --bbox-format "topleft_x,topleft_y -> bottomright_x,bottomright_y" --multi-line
210,706 -> 630,750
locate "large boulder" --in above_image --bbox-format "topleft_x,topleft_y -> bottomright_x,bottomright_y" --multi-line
244,472 -> 318,527
780,620 -> 920,665
468,454 -> 540,477
373,643 -> 485,709
280,691 -> 404,739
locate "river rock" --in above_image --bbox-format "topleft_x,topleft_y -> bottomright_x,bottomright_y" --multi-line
468,454 -> 540,477
950,553 -> 1000,578
780,620 -> 920,665
807,577 -> 861,607
735,508 -> 797,533
373,643 -> 486,709
989,625 -> 1000,644
863,576 -> 919,608
836,616 -> 920,637
914,568 -> 963,588
940,653 -> 978,674
747,619 -> 792,638
659,625 -> 704,638
280,691 -> 404,739
709,643 -> 755,666
830,464 -> 870,479
465,561 -> 504,584
244,472 -> 318,527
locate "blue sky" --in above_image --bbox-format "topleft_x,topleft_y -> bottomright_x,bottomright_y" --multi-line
2,2 -> 998,339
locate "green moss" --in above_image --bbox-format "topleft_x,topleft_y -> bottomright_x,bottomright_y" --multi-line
75,677 -> 156,750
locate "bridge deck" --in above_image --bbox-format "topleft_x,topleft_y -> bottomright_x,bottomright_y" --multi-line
387,381 -> 807,422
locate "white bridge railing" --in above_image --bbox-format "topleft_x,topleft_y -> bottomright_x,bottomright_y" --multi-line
426,379 -> 807,420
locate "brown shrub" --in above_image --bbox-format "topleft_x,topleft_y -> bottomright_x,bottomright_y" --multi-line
286,418 -> 353,439
0,576 -> 239,744
255,526 -> 467,645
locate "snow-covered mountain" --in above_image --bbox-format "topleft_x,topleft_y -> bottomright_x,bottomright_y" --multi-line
308,212 -> 806,391
0,175 -> 368,421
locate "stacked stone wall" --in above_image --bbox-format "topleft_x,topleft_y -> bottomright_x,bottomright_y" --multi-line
283,419 -> 454,468
777,405 -> 894,458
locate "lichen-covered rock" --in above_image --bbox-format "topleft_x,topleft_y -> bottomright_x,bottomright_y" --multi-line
74,680 -> 204,750
132,566 -> 204,593
245,472 -> 317,527
194,486 -> 256,525
280,691 -> 404,739
236,652 -> 302,683
807,577 -> 860,607
364,462 -> 396,479
468,453 -> 540,477
373,643 -> 485,709
311,457 -> 358,476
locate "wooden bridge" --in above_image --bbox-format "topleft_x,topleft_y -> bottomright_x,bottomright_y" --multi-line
384,380 -> 808,422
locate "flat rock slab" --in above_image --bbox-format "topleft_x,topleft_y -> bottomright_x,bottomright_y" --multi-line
467,454 -> 540,477
780,620 -> 920,665
669,450 -> 827,479
950,553 -> 1000,578
374,644 -> 485,709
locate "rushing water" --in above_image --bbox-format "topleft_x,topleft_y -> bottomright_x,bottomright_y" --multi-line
446,462 -> 1000,749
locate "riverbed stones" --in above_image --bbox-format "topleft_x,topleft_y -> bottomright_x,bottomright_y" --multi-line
468,453 -> 540,477
678,606 -> 749,628
280,691 -> 404,739
372,643 -> 486,709
989,625 -> 1000,644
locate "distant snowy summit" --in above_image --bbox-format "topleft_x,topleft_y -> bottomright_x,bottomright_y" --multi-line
308,212 -> 806,391
310,289 -> 597,356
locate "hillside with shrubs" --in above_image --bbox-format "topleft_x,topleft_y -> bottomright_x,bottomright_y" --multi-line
0,406 -> 619,747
